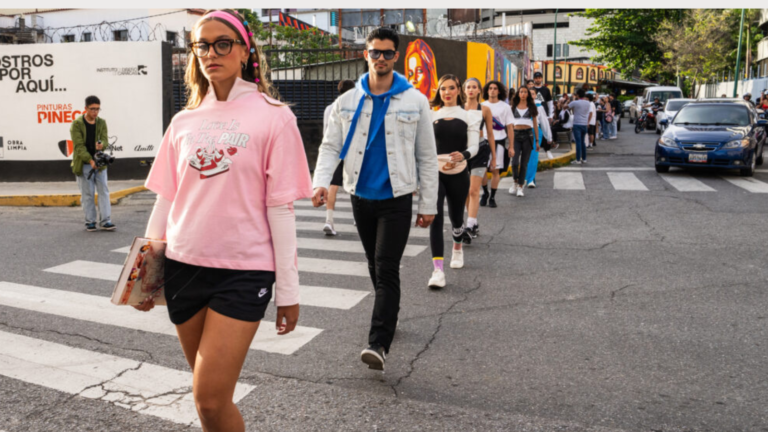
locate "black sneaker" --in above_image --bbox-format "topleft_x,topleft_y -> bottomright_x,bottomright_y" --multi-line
480,194 -> 488,207
100,222 -> 116,231
85,223 -> 97,232
360,345 -> 386,371
468,224 -> 479,239
461,228 -> 472,245
488,198 -> 497,208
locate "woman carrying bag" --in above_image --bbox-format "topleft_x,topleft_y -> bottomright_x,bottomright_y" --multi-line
427,75 -> 481,289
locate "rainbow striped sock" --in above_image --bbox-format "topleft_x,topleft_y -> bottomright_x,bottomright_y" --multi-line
433,258 -> 444,272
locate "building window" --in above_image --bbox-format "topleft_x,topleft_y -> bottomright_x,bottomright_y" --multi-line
590,69 -> 596,81
547,44 -> 569,58
576,68 -> 584,80
563,44 -> 569,58
599,70 -> 603,79
555,67 -> 562,79
81,32 -> 92,42
547,44 -> 552,57
166,31 -> 178,46
62,34 -> 75,43
113,30 -> 128,41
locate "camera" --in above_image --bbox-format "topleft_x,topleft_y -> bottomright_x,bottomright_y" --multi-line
87,141 -> 116,180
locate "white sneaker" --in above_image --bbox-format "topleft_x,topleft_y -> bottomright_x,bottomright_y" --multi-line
323,223 -> 337,236
508,183 -> 517,194
571,160 -> 582,165
450,248 -> 464,269
517,188 -> 524,197
547,151 -> 554,160
527,181 -> 536,188
428,269 -> 446,289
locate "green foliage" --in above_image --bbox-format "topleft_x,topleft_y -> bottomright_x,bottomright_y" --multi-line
570,9 -> 686,81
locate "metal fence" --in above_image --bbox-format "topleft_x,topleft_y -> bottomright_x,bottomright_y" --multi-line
264,48 -> 366,121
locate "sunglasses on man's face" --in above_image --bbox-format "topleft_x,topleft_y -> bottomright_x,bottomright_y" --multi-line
368,49 -> 396,60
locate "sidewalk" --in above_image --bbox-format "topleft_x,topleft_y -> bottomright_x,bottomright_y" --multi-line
0,180 -> 146,207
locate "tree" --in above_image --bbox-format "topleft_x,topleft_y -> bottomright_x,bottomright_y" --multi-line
570,9 -> 684,81
654,10 -> 734,97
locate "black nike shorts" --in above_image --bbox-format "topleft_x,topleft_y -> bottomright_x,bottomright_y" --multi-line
164,257 -> 275,325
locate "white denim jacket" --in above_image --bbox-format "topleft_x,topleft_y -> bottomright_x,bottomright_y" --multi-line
312,87 -> 439,215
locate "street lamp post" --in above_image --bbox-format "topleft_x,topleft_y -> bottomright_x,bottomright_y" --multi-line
733,8 -> 745,98
553,9 -> 558,93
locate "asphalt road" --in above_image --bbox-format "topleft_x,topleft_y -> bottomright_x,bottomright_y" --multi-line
1,126 -> 767,432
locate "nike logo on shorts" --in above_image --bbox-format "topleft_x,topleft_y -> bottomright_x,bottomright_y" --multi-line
258,288 -> 268,298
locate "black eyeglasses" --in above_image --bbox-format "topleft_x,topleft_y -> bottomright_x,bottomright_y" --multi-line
368,49 -> 396,60
188,39 -> 245,57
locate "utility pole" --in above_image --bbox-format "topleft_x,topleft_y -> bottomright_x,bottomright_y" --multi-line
733,8 -> 745,98
553,9 -> 558,92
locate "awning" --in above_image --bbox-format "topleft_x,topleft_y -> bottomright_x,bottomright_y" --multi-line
600,78 -> 657,89
278,12 -> 330,36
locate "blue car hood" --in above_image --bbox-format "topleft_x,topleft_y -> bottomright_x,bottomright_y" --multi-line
666,125 -> 749,143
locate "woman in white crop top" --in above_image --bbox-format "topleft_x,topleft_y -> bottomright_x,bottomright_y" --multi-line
508,86 -> 539,197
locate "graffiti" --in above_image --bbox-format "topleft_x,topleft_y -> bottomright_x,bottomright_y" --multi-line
404,39 -> 438,101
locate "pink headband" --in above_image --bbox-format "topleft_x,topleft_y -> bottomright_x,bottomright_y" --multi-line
202,11 -> 251,51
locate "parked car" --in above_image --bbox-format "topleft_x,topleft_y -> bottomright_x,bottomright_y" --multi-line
655,100 -> 767,176
622,100 -> 634,118
642,86 -> 683,104
656,98 -> 695,134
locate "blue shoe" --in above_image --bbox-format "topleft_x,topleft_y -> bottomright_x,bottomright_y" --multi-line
85,223 -> 97,232
100,222 -> 116,231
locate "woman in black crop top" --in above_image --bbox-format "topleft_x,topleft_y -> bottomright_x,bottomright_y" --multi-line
463,78 -> 496,240
426,74 -> 481,289
509,86 -> 539,197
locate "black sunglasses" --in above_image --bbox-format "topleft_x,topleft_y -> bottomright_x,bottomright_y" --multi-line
188,39 -> 245,57
368,49 -> 396,60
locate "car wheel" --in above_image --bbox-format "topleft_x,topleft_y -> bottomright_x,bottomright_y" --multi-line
656,127 -> 661,135
740,153 -> 756,177
757,147 -> 764,166
655,164 -> 670,173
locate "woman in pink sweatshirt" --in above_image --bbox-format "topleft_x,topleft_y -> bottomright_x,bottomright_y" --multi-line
135,9 -> 312,431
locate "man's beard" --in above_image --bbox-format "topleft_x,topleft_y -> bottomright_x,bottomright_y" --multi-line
373,64 -> 392,76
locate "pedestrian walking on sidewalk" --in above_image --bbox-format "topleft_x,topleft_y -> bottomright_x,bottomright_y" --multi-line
136,10 -> 313,432
480,81 -> 515,208
322,79 -> 356,236
525,87 -> 552,189
312,27 -> 438,371
427,74 -> 481,289
587,93 -> 597,148
596,96 -> 607,140
570,88 -> 592,164
70,95 -> 116,232
532,71 -> 554,124
508,86 -> 538,197
607,93 -> 620,139
463,78 -> 496,240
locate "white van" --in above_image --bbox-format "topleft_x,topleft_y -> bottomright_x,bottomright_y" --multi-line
642,86 -> 683,105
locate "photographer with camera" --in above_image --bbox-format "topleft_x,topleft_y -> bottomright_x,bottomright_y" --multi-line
70,95 -> 116,232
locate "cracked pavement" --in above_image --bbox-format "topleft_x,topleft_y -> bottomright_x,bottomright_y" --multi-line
1,129 -> 768,431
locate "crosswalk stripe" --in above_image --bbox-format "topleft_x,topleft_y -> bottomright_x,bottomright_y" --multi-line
297,237 -> 426,257
294,200 -> 425,211
660,173 -> 716,192
112,246 -> 131,253
296,208 -> 355,219
294,221 -> 431,238
43,260 -> 365,311
276,285 -> 368,310
0,281 -> 322,355
0,329 -> 254,427
607,172 -> 649,191
498,177 -> 516,189
722,177 -> 768,193
297,257 -> 370,277
554,172 -> 586,190
557,167 -> 655,171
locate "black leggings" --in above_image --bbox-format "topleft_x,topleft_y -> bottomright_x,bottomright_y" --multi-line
512,129 -> 534,186
430,171 -> 470,259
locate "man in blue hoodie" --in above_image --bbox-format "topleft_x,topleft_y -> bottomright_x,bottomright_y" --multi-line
312,27 -> 439,371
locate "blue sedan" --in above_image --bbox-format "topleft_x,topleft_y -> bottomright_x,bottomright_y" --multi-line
655,100 -> 767,176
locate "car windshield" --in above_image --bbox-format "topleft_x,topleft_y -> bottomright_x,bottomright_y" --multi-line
666,100 -> 690,111
647,91 -> 683,103
673,105 -> 750,126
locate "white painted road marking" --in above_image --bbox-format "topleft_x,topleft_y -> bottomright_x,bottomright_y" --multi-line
293,221 -> 431,238
296,208 -> 355,220
111,246 -> 132,254
275,285 -> 368,310
660,173 -> 716,192
0,282 -> 322,355
297,237 -> 427,257
297,257 -> 370,277
553,172 -> 586,190
556,167 -> 656,171
45,260 -> 122,281
294,200 -> 429,211
722,177 -> 768,193
0,330 -> 254,427
607,172 -> 649,191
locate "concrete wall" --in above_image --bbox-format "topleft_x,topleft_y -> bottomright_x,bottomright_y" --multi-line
697,78 -> 768,99
532,16 -> 595,62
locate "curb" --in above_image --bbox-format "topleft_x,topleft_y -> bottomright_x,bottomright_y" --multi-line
0,185 -> 148,207
537,142 -> 576,170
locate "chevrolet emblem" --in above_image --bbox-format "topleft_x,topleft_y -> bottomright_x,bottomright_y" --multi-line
693,144 -> 706,149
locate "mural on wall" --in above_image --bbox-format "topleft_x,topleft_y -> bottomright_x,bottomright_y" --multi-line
494,50 -> 505,83
504,58 -> 518,93
396,35 -> 467,103
466,42 -> 495,90
404,39 -> 439,102
590,69 -> 596,81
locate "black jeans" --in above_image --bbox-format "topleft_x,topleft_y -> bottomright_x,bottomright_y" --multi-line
430,171 -> 469,258
512,129 -> 534,186
351,194 -> 413,353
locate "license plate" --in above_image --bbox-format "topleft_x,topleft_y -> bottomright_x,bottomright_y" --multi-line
688,153 -> 707,163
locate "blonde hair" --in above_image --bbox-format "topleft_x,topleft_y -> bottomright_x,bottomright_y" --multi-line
185,9 -> 281,109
